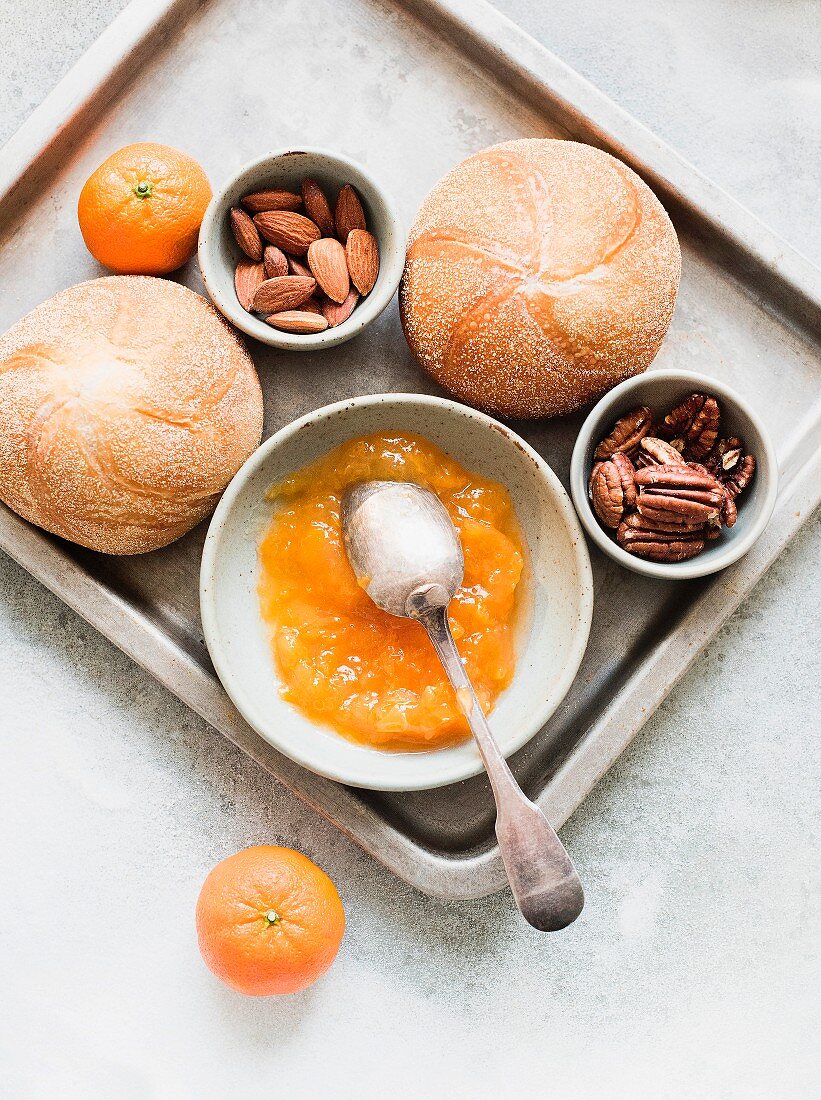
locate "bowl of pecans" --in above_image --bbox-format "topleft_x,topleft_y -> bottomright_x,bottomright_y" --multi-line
570,370 -> 778,579
197,148 -> 405,349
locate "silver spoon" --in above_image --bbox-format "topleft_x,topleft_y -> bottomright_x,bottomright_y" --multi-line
342,480 -> 584,931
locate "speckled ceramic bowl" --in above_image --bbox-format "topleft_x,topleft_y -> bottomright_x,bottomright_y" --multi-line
200,394 -> 594,791
197,148 -> 404,350
570,369 -> 778,579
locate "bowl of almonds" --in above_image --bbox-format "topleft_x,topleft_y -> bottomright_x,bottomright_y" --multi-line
197,149 -> 404,349
570,370 -> 778,579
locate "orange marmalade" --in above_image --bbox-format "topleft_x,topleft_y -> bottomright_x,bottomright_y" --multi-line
257,432 -> 524,750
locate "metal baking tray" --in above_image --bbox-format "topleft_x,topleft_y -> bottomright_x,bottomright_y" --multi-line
0,0 -> 818,899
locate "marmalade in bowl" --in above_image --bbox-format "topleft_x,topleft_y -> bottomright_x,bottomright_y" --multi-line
257,432 -> 525,750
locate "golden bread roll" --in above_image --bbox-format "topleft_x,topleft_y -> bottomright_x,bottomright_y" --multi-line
0,276 -> 264,554
400,139 -> 681,418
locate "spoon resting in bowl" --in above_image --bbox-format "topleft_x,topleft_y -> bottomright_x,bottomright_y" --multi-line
341,480 -> 584,931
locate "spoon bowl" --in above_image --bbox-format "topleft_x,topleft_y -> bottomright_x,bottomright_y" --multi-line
342,481 -> 463,616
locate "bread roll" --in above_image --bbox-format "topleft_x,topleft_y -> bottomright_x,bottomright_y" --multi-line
400,139 -> 681,419
0,276 -> 264,554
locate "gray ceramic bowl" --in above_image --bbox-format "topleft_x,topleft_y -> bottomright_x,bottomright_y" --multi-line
570,369 -> 778,579
200,393 -> 594,791
197,148 -> 404,350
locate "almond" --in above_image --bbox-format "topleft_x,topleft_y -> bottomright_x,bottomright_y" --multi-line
253,211 -> 320,255
234,261 -> 266,311
321,288 -> 359,328
252,275 -> 316,314
307,238 -> 349,303
263,245 -> 289,279
230,207 -> 263,261
345,229 -> 379,296
266,310 -> 329,334
334,184 -> 366,242
287,254 -> 313,278
301,178 -> 335,237
301,296 -> 325,315
241,189 -> 302,214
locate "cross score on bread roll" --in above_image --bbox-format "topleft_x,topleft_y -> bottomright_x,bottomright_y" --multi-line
400,139 -> 681,419
0,276 -> 264,554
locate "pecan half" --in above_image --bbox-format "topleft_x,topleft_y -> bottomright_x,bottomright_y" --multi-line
659,393 -> 720,459
616,518 -> 705,562
633,465 -> 722,492
590,453 -> 636,528
594,406 -> 653,460
638,496 -> 721,526
638,436 -> 688,467
705,437 -> 744,479
612,452 -> 636,509
725,454 -> 755,497
721,489 -> 738,528
634,463 -> 724,526
619,511 -> 706,536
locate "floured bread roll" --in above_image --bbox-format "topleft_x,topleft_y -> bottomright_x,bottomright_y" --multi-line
0,276 -> 264,553
400,139 -> 681,418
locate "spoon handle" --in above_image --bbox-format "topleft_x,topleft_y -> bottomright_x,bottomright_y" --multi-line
419,606 -> 584,932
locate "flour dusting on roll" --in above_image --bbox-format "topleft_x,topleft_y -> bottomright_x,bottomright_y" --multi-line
400,139 -> 681,419
0,276 -> 264,554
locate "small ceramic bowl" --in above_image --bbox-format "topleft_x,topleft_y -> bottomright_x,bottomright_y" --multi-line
570,369 -> 778,579
200,394 -> 594,791
197,148 -> 405,350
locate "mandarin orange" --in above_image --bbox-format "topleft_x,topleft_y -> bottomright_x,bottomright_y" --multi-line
77,142 -> 211,274
195,846 -> 345,996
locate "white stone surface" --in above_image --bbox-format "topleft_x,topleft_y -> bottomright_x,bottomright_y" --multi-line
0,2 -> 819,1097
